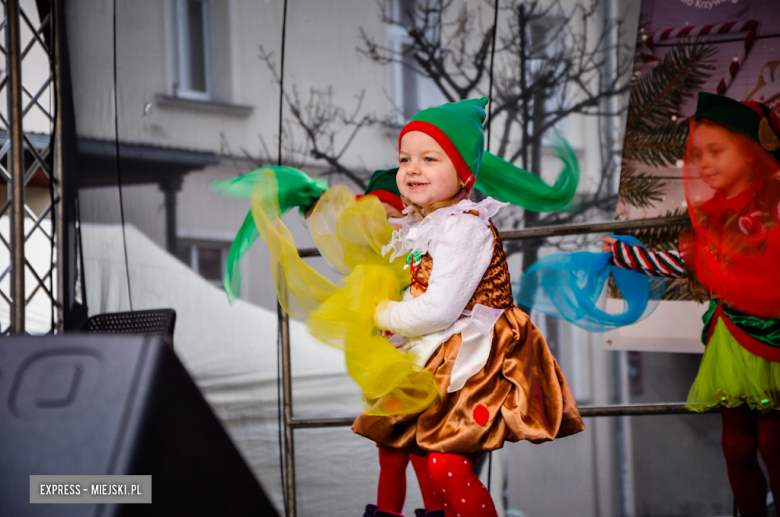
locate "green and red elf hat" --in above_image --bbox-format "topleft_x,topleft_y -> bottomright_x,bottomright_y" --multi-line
399,97 -> 488,192
357,167 -> 405,212
694,92 -> 780,162
397,97 -> 581,213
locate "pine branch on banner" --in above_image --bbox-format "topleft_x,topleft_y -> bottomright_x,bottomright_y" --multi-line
618,163 -> 666,209
618,40 -> 715,212
624,120 -> 689,167
627,41 -> 717,132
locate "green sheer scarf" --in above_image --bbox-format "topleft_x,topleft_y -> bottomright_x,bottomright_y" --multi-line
211,166 -> 327,302
474,129 -> 580,212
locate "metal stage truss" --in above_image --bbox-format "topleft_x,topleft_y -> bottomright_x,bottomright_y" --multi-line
0,0 -> 60,335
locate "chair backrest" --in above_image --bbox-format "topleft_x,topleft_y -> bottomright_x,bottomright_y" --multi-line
80,309 -> 176,347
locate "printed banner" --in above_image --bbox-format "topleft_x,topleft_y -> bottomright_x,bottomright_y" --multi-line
606,0 -> 780,352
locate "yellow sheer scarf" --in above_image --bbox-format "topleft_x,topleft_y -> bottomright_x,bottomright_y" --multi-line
250,170 -> 437,415
309,183 -> 409,287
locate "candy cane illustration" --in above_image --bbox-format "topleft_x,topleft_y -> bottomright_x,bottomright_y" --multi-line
635,20 -> 759,95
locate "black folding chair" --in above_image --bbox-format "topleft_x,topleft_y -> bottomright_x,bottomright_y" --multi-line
80,309 -> 176,348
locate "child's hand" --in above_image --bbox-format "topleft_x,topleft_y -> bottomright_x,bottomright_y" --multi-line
374,299 -> 398,331
601,237 -> 617,252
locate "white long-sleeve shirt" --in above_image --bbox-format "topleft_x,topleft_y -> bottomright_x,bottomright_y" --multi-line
375,198 -> 504,337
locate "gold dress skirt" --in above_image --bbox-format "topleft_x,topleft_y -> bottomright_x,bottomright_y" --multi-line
353,223 -> 585,455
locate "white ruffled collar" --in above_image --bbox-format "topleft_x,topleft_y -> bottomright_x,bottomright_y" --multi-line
382,197 -> 506,262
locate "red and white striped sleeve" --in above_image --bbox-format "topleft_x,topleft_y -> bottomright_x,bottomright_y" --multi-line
610,240 -> 686,279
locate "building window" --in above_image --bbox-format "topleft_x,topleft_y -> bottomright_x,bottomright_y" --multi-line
401,41 -> 419,120
387,0 -> 445,123
173,0 -> 211,100
388,0 -> 447,123
527,16 -> 572,142
177,241 -> 227,287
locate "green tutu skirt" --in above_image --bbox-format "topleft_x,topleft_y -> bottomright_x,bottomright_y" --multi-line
687,318 -> 780,413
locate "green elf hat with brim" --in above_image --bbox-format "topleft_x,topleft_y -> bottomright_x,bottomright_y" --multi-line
358,167 -> 405,212
398,97 -> 581,212
694,91 -> 780,162
399,97 -> 488,191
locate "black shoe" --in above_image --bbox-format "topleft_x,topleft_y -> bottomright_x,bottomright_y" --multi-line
364,504 -> 405,517
414,511 -> 444,517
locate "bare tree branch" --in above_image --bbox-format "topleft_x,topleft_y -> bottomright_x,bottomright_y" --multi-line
257,45 -> 384,189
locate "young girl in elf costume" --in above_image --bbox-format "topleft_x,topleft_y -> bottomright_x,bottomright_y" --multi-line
601,92 -> 780,516
214,97 -> 584,517
351,98 -> 585,517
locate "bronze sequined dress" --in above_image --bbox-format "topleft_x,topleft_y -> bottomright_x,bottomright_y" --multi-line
353,207 -> 584,455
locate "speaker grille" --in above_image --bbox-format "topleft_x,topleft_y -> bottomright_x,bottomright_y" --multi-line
82,309 -> 175,336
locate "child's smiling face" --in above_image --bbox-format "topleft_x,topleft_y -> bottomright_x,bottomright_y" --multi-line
690,123 -> 754,197
397,131 -> 462,213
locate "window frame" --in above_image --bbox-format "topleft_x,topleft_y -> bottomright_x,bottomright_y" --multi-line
386,0 -> 446,124
173,0 -> 212,101
178,240 -> 228,288
387,4 -> 414,122
527,15 -> 573,144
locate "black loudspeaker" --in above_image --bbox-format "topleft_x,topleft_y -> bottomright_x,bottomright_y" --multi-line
0,335 -> 280,516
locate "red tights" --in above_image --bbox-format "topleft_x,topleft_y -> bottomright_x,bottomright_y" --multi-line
376,448 -> 497,516
721,406 -> 780,517
427,452 -> 497,517
377,445 -> 444,513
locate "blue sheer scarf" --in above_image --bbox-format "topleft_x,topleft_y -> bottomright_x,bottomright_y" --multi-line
513,235 -> 666,331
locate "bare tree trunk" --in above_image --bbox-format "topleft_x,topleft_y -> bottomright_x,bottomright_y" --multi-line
520,89 -> 545,272
519,4 -> 529,172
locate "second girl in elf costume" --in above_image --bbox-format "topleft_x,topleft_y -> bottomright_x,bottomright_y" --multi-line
519,92 -> 780,517
605,93 -> 780,517
214,97 -> 584,517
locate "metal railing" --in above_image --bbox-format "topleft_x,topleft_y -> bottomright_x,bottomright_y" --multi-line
278,214 -> 700,517
287,402 -> 714,430
297,214 -> 692,258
